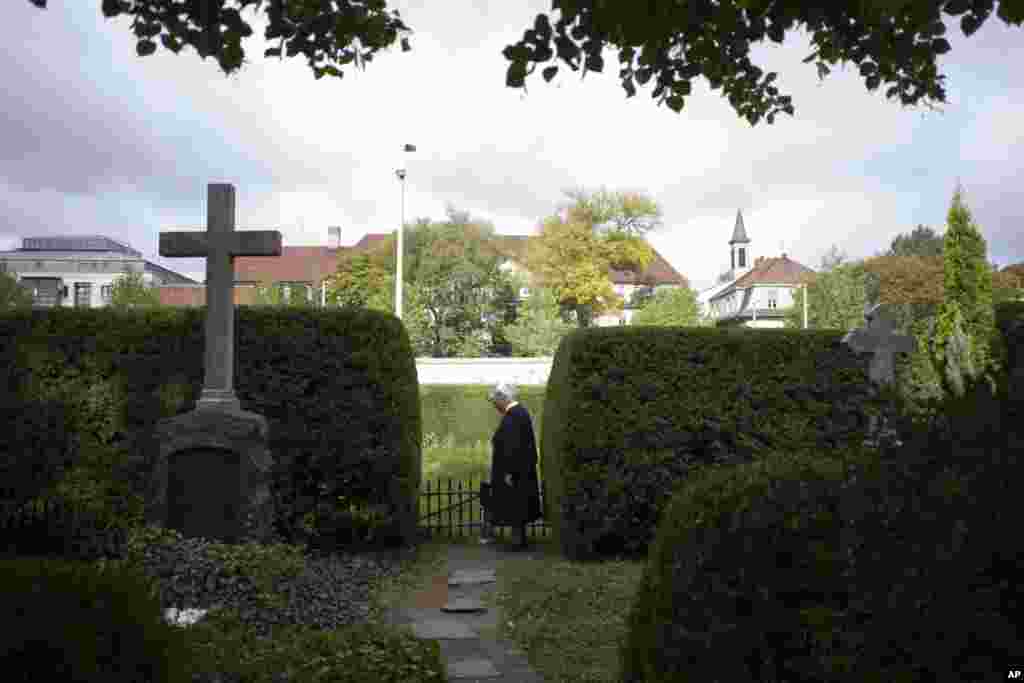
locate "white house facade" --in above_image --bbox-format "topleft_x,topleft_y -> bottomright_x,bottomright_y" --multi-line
697,210 -> 815,329
0,235 -> 199,308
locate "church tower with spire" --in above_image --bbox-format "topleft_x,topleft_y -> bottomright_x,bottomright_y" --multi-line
728,209 -> 754,280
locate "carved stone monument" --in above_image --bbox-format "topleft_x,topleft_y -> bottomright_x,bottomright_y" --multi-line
842,303 -> 917,446
144,183 -> 283,545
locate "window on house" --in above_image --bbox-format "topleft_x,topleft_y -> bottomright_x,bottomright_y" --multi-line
101,284 -> 113,303
74,282 -> 92,308
738,248 -> 746,268
278,283 -> 312,304
766,288 -> 778,309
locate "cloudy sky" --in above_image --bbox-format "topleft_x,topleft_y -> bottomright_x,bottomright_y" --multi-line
3,2 -> 1021,292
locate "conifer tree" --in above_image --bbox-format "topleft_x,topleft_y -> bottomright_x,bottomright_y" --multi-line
928,184 -> 1005,399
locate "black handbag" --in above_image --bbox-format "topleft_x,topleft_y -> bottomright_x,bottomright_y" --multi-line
479,479 -> 526,526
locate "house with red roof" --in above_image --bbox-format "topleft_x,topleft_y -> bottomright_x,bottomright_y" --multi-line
696,210 -> 816,328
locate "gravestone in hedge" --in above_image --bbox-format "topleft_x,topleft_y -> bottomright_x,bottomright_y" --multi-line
842,303 -> 916,444
142,183 -> 282,545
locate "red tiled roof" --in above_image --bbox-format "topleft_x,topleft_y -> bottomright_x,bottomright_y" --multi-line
731,254 -> 815,289
352,234 -> 391,250
233,246 -> 343,285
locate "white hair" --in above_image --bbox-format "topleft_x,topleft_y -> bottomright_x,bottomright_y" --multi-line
488,382 -> 517,402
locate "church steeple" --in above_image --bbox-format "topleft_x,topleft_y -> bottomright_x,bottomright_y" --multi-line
728,209 -> 753,276
729,209 -> 750,245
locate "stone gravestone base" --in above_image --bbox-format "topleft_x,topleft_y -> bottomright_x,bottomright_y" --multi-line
143,406 -> 276,546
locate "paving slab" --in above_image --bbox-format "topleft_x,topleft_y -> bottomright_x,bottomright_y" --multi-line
446,658 -> 501,679
448,569 -> 496,586
385,540 -> 549,682
409,618 -> 478,640
442,598 -> 487,613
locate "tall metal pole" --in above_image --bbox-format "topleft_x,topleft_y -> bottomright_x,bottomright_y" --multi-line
395,144 -> 415,320
803,283 -> 808,329
395,169 -> 406,320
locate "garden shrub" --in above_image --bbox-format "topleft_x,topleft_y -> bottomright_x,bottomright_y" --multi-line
92,521 -> 310,615
267,435 -> 410,555
0,398 -> 82,513
1,555 -> 202,683
183,608 -> 448,683
619,378 -> 1021,682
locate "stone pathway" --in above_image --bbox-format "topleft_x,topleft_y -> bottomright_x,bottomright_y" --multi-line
379,541 -> 547,682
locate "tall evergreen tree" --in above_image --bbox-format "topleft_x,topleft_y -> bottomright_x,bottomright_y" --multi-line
928,184 -> 1004,399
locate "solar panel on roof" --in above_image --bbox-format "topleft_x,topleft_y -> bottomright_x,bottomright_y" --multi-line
21,235 -> 140,256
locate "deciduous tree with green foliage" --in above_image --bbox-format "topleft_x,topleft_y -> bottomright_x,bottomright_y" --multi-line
498,271 -> 576,356
523,208 -> 623,328
630,286 -> 702,327
323,251 -> 393,311
525,188 -> 661,327
781,245 -> 866,331
324,209 -> 513,357
862,222 -> 946,331
404,210 -> 511,355
107,272 -> 165,310
41,1 -> 1024,126
561,186 -> 664,237
0,272 -> 34,310
251,279 -> 319,307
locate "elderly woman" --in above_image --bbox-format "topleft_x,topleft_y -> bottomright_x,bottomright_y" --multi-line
480,382 -> 543,549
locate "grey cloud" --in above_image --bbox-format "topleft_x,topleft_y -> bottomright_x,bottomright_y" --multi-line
687,183 -> 755,215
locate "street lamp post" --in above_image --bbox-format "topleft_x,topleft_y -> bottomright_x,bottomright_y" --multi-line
803,282 -> 808,329
395,168 -> 406,319
395,143 -> 415,320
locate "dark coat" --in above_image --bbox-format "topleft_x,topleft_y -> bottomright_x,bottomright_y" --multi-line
483,403 -> 543,527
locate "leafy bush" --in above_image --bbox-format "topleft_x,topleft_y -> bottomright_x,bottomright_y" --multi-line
619,379 -> 1021,682
1,555 -> 201,683
0,497 -> 133,565
267,432 -> 410,555
93,522 -> 310,618
87,522 -> 448,683
0,398 -> 82,513
183,608 -> 448,683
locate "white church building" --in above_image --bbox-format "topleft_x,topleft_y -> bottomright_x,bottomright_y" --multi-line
697,210 -> 816,328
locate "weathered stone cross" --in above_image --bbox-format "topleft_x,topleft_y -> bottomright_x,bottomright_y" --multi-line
842,302 -> 917,387
160,183 -> 282,411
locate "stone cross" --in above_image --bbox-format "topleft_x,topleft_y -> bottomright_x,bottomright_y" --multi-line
842,303 -> 917,387
160,184 -> 282,411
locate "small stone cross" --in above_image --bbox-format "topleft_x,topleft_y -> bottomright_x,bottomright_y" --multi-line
160,184 -> 282,411
842,303 -> 916,387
